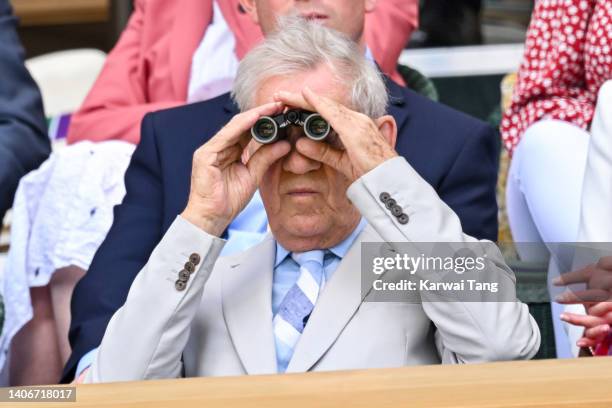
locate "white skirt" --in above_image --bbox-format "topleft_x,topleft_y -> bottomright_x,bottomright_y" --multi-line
0,141 -> 135,371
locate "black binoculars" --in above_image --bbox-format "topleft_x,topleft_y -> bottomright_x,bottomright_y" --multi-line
251,109 -> 331,144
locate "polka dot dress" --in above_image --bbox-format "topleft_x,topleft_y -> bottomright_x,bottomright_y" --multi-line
501,0 -> 612,154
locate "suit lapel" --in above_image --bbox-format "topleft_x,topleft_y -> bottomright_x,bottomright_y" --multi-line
221,236 -> 278,375
169,0 -> 213,101
285,225 -> 383,373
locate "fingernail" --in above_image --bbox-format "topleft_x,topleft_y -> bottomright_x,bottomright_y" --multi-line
552,277 -> 562,285
577,340 -> 587,347
560,313 -> 568,321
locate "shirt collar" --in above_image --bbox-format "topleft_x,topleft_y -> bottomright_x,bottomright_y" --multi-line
274,218 -> 367,267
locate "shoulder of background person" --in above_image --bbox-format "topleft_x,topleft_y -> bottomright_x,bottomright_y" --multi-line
142,92 -> 236,160
387,77 -> 494,142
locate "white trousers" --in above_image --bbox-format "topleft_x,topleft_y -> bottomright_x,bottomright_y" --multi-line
578,81 -> 612,243
507,80 -> 612,358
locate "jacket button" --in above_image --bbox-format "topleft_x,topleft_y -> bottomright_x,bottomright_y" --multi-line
184,262 -> 196,273
385,198 -> 397,210
175,280 -> 187,291
379,192 -> 391,203
179,269 -> 190,281
189,253 -> 201,265
398,213 -> 409,225
391,205 -> 403,217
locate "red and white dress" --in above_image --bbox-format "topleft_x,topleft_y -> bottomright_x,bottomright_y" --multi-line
501,0 -> 612,154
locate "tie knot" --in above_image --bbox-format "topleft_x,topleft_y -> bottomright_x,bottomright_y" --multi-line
291,250 -> 325,268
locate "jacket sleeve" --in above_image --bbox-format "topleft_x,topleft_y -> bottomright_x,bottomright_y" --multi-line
84,216 -> 225,383
347,157 -> 541,363
63,113 -> 168,382
66,0 -> 181,145
0,0 -> 50,219
365,0 -> 419,84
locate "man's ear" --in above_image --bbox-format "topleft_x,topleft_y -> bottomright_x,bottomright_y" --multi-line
375,115 -> 397,149
365,0 -> 378,13
239,0 -> 259,24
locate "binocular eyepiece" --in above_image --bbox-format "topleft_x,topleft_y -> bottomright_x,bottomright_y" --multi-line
251,109 -> 331,144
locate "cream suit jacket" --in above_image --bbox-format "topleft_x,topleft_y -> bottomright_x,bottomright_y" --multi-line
85,157 -> 540,383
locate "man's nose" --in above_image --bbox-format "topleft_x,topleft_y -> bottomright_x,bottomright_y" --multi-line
282,146 -> 321,174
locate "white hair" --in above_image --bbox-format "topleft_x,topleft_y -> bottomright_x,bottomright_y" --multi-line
231,16 -> 388,118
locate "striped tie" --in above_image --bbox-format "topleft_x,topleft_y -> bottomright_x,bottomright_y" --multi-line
273,250 -> 325,373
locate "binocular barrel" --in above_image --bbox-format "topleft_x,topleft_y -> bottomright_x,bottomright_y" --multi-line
251,110 -> 331,144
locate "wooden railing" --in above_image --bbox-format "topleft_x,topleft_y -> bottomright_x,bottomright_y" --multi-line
5,357 -> 612,407
11,0 -> 109,26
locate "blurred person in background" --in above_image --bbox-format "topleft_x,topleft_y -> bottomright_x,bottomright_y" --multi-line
4,0 -> 419,385
501,0 -> 611,358
67,0 -> 417,146
555,77 -> 612,357
417,0 -> 482,47
0,0 -> 49,224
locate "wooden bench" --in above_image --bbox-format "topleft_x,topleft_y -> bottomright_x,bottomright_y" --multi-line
12,0 -> 109,26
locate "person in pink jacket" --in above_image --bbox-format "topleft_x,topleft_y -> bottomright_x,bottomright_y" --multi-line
67,0 -> 417,144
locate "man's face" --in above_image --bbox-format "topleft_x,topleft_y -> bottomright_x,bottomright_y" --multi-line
240,0 -> 376,46
254,65 -> 361,252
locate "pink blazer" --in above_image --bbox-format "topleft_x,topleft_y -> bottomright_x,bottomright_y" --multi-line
67,0 -> 418,144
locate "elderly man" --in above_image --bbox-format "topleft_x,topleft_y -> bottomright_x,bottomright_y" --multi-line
83,19 -> 539,383
66,0 -> 500,383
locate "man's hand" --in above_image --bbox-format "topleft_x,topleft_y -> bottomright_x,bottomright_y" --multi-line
274,87 -> 398,183
181,102 -> 290,235
555,257 -> 612,347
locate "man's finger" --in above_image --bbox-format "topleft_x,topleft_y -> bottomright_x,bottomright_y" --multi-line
247,141 -> 291,185
274,91 -> 316,112
553,264 -> 592,286
301,87 -> 365,148
214,144 -> 244,169
560,312 -> 606,328
295,138 -> 348,174
210,102 -> 283,151
242,139 -> 263,164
